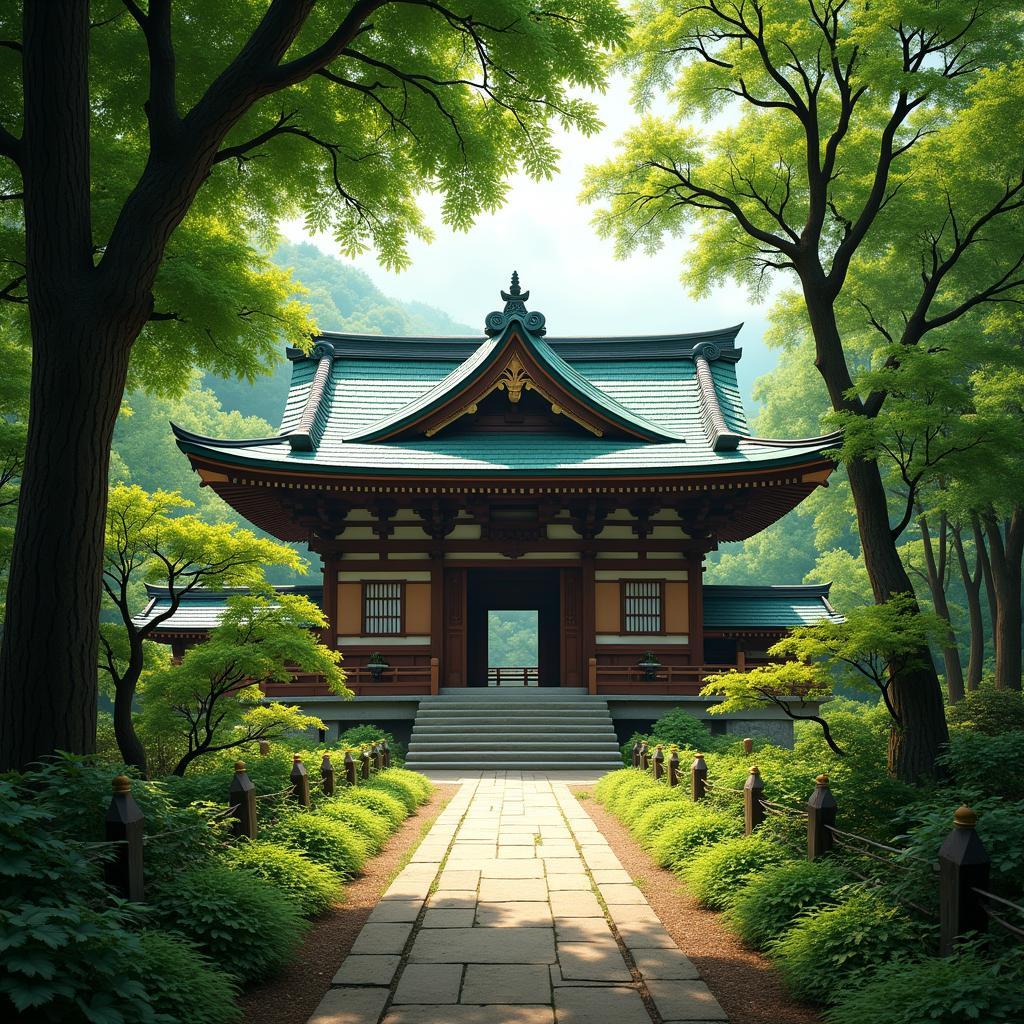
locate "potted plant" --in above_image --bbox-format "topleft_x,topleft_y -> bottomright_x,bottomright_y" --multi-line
366,652 -> 389,681
638,650 -> 661,681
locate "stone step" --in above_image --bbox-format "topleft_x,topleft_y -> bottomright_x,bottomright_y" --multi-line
404,759 -> 621,771
407,739 -> 620,751
416,702 -> 608,712
412,727 -> 615,738
436,687 -> 590,697
413,713 -> 611,724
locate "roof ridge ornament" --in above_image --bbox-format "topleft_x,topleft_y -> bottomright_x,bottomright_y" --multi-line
485,270 -> 546,337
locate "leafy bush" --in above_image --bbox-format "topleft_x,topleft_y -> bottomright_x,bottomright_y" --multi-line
339,724 -> 406,762
376,767 -> 432,805
343,787 -> 407,826
651,809 -> 743,870
137,931 -> 241,1024
318,799 -> 394,852
682,835 -> 790,909
769,890 -> 919,1004
0,780 -> 157,1022
725,860 -> 849,949
825,946 -> 1024,1024
607,773 -> 663,818
946,682 -> 1024,736
365,776 -> 418,813
620,709 -> 715,763
149,864 -> 306,982
939,731 -> 1024,801
595,768 -> 638,804
633,801 -> 697,848
266,811 -> 369,877
620,784 -> 686,828
224,840 -> 343,916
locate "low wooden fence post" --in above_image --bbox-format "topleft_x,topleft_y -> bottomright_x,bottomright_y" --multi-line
631,740 -> 641,769
588,656 -> 598,695
229,761 -> 257,839
939,806 -> 990,955
430,657 -> 440,696
653,745 -> 665,781
382,740 -> 391,769
743,765 -> 764,834
372,743 -> 383,771
105,775 -> 144,901
806,774 -> 836,861
742,737 -> 753,754
691,753 -> 707,801
668,748 -> 680,787
258,740 -> 270,756
321,754 -> 335,797
640,741 -> 650,771
360,749 -> 371,780
344,751 -> 357,786
290,755 -> 311,807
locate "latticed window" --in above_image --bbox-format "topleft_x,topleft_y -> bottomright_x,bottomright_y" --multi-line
363,581 -> 404,635
623,580 -> 664,634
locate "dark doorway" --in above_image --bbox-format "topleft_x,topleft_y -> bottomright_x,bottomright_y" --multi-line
466,568 -> 561,686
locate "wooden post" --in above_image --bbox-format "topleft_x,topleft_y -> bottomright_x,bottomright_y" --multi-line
321,754 -> 335,797
344,750 -> 357,786
258,740 -> 270,756
229,761 -> 257,840
430,657 -> 440,696
691,753 -> 707,801
806,774 -> 837,861
372,743 -> 383,771
743,765 -> 764,834
105,775 -> 144,901
290,755 -> 311,807
382,739 -> 391,769
742,737 -> 753,754
939,806 -> 991,955
668,748 -> 680,787
588,656 -> 598,695
360,749 -> 371,780
653,745 -> 665,781
631,739 -> 642,769
640,741 -> 650,771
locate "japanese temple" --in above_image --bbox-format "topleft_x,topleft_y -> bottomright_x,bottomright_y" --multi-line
142,274 -> 842,770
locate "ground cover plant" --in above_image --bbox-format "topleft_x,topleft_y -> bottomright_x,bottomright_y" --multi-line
595,697 -> 1024,1016
0,744 -> 431,1021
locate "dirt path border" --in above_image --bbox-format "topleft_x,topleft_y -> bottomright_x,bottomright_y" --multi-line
239,784 -> 458,1024
573,787 -> 822,1024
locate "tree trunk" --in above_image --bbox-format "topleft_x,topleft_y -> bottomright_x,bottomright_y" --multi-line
919,512 -> 965,703
802,286 -> 949,781
985,509 -> 1023,691
952,524 -> 985,691
113,676 -> 148,775
974,515 -> 999,656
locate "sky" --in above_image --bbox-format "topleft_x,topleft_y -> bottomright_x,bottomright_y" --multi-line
281,75 -> 782,407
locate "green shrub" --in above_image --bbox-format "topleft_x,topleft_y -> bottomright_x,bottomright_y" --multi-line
365,776 -> 418,813
683,835 -> 790,909
149,864 -> 306,983
318,799 -> 394,852
607,773 -> 662,817
224,840 -> 343,916
266,811 -> 369,877
652,809 -> 743,871
769,890 -> 918,1005
725,860 -> 849,949
376,767 -> 432,805
939,732 -> 1024,801
651,707 -> 714,748
946,682 -> 1024,736
339,724 -> 406,762
137,931 -> 241,1024
343,787 -> 407,826
620,784 -> 686,828
595,768 -> 637,803
633,800 -> 699,848
825,947 -> 1024,1024
0,780 -> 157,1022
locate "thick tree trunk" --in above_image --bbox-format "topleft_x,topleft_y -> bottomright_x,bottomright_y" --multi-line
919,512 -> 965,703
113,676 -> 148,775
952,524 -> 985,691
985,509 -> 1023,691
803,287 -> 949,781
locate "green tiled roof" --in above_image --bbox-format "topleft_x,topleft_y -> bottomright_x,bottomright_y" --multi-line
173,280 -> 837,477
703,585 -> 843,628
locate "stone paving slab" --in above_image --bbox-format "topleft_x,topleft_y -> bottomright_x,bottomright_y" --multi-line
307,775 -> 729,1024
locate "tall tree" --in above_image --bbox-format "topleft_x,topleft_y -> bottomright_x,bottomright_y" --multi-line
585,1 -> 1024,780
0,1 -> 627,769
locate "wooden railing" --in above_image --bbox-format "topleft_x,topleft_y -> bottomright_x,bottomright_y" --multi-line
487,666 -> 539,687
587,659 -> 740,695
263,658 -> 439,699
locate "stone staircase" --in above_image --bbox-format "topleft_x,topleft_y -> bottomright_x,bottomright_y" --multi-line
404,687 -> 623,772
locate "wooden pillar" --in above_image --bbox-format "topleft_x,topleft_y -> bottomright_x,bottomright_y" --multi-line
744,765 -> 764,834
807,774 -> 836,861
580,550 -> 597,684
321,559 -> 339,649
320,754 -> 335,797
430,554 -> 445,679
691,753 -> 707,801
939,806 -> 990,954
229,761 -> 257,839
443,567 -> 467,686
290,755 -> 311,807
688,551 -> 705,664
105,775 -> 144,901
560,567 -> 583,687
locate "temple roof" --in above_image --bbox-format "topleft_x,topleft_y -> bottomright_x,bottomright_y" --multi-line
134,583 -> 843,637
173,273 -> 839,481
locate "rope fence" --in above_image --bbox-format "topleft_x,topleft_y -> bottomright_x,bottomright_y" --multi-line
630,738 -> 1023,954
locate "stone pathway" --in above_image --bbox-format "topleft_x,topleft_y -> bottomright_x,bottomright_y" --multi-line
308,776 -> 728,1024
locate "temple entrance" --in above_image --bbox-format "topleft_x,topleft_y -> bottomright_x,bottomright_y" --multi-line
487,610 -> 539,686
465,568 -> 564,687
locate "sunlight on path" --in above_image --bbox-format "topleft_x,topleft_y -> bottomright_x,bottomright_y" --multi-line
308,774 -> 728,1023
